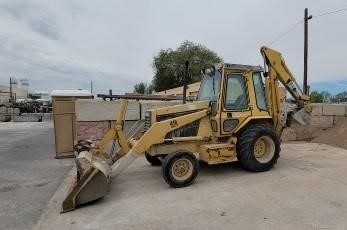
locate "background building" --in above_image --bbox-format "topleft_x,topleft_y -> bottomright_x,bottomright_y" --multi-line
0,84 -> 28,104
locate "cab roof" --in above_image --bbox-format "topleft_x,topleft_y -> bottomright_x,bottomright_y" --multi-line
220,63 -> 264,72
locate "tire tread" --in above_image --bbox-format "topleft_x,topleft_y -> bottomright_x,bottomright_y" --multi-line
236,123 -> 280,172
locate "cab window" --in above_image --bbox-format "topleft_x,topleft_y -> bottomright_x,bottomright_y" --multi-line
197,71 -> 221,101
225,75 -> 248,110
253,72 -> 268,110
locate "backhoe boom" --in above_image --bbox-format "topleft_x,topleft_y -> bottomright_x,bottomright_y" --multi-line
261,46 -> 310,134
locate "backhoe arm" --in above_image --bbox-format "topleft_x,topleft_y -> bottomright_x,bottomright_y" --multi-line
260,46 -> 309,102
260,46 -> 310,135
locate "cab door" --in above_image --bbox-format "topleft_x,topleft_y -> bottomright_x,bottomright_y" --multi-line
220,71 -> 252,135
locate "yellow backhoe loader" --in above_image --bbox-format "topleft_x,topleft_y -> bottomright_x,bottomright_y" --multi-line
61,46 -> 311,212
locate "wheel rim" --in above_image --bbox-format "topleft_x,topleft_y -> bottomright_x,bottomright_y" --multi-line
254,136 -> 275,163
171,158 -> 193,181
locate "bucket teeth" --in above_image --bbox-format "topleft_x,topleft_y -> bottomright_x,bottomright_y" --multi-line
75,157 -> 91,181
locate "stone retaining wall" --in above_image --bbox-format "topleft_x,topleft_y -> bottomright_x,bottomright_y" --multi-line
76,121 -> 111,141
19,113 -> 53,122
0,107 -> 20,121
0,105 -> 52,122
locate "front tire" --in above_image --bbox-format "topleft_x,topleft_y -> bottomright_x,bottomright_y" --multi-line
236,123 -> 280,172
162,151 -> 198,188
145,152 -> 162,166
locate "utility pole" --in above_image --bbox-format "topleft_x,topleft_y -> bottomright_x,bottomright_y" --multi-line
182,61 -> 189,104
304,8 -> 312,95
9,77 -> 13,103
90,80 -> 93,94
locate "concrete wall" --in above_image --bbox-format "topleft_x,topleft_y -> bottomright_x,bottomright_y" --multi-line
0,106 -> 20,121
282,103 -> 347,141
0,105 -> 52,122
14,113 -> 52,122
75,100 -> 347,143
76,99 -> 140,121
309,103 -> 347,128
75,99 -> 181,142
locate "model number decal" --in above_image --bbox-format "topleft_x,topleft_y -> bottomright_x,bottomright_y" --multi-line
170,120 -> 178,128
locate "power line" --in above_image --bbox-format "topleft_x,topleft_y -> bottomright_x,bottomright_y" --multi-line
266,6 -> 347,47
240,19 -> 303,64
314,7 -> 347,18
240,6 -> 347,64
262,7 -> 347,46
268,19 -> 303,46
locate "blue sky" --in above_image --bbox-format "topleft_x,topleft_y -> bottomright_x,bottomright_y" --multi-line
311,81 -> 347,95
0,0 -> 346,94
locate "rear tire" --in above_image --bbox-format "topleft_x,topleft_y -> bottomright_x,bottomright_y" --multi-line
145,152 -> 162,166
162,151 -> 198,188
236,123 -> 280,172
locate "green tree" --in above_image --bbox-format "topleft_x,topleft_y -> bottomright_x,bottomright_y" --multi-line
133,82 -> 153,95
133,82 -> 146,94
310,91 -> 324,103
331,91 -> 347,103
28,93 -> 40,100
320,91 -> 331,102
145,84 -> 153,94
152,40 -> 223,92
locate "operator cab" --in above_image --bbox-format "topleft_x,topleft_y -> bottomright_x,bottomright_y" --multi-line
198,63 -> 269,136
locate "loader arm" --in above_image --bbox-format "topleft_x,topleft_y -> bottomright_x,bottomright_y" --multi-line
260,46 -> 310,135
62,100 -> 210,212
84,100 -> 131,162
110,108 -> 209,177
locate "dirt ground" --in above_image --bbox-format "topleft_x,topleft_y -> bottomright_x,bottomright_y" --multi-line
312,117 -> 347,149
282,116 -> 347,150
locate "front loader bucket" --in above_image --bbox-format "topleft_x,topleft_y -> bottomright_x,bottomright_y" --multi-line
293,107 -> 311,126
61,151 -> 111,213
61,100 -> 142,213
